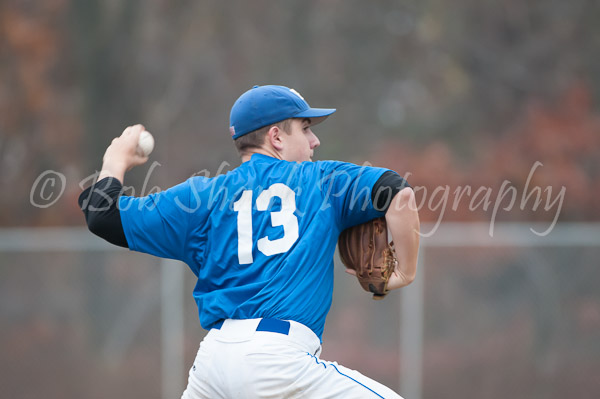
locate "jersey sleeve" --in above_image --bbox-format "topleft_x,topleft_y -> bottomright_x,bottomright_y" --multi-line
318,161 -> 391,230
118,178 -> 202,261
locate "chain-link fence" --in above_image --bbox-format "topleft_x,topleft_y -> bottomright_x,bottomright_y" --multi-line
1,223 -> 599,398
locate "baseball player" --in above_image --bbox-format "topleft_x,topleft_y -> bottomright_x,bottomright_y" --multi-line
79,85 -> 420,398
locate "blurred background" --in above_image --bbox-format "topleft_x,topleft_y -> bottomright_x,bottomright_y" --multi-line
1,0 -> 599,398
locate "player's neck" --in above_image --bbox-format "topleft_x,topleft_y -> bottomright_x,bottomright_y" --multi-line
240,147 -> 283,163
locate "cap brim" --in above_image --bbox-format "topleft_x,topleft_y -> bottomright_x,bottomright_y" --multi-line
294,108 -> 336,126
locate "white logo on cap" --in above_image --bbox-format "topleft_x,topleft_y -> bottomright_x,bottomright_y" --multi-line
289,88 -> 305,100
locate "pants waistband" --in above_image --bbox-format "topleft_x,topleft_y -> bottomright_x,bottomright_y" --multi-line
209,318 -> 322,355
214,318 -> 290,335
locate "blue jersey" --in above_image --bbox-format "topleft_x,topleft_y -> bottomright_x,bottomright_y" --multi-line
119,154 -> 389,339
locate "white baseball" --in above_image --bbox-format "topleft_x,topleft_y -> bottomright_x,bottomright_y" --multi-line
136,130 -> 155,157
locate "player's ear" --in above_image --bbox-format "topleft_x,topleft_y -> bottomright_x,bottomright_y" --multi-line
267,125 -> 284,151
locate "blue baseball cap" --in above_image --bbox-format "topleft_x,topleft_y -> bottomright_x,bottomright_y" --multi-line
229,85 -> 336,139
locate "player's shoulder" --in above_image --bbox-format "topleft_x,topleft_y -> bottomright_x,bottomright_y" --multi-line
313,159 -> 347,171
313,159 -> 385,177
187,166 -> 237,187
186,163 -> 259,192
280,159 -> 350,182
314,159 -> 394,190
186,175 -> 213,190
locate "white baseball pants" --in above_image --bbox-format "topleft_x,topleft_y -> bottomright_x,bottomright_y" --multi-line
181,318 -> 403,399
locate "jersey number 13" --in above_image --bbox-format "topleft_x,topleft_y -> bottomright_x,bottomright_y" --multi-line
233,183 -> 299,264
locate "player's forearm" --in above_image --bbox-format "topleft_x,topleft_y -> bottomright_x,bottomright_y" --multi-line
98,160 -> 127,184
385,188 -> 420,289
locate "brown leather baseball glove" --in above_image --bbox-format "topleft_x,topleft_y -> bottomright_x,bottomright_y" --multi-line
338,217 -> 398,300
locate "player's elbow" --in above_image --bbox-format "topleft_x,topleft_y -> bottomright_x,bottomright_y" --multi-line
84,209 -> 129,248
86,212 -> 107,237
86,212 -> 111,240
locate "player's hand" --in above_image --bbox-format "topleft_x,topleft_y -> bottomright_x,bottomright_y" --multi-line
99,124 -> 149,182
386,269 -> 414,291
104,124 -> 149,170
343,247 -> 410,290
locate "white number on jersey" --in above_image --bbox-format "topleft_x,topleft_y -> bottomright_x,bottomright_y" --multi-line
232,190 -> 254,264
233,184 -> 299,264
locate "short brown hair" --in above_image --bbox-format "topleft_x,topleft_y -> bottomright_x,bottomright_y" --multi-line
234,119 -> 293,155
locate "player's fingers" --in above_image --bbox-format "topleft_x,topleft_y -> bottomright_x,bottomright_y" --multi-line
127,155 -> 149,170
130,124 -> 145,135
122,124 -> 144,137
119,124 -> 145,150
129,124 -> 146,143
121,126 -> 133,137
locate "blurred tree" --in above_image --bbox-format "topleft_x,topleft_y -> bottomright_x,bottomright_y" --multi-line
0,0 -> 598,226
